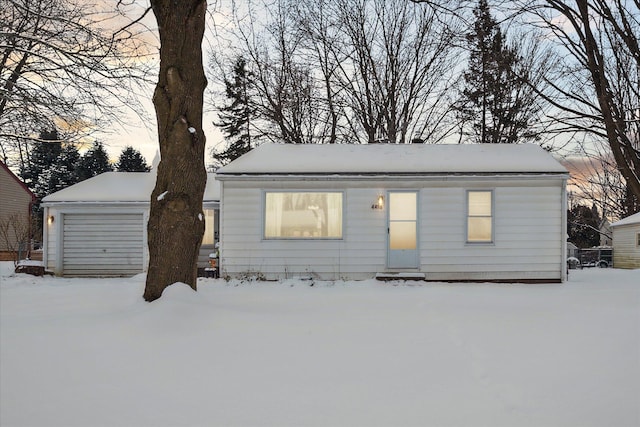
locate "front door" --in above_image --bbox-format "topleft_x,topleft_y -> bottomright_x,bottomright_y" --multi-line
387,191 -> 419,269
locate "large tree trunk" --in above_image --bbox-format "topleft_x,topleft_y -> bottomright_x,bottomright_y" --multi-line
144,0 -> 207,302
576,0 -> 640,206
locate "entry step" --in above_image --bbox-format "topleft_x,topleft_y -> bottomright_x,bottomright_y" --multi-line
375,272 -> 426,281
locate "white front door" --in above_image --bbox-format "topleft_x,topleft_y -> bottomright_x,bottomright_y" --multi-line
387,191 -> 419,269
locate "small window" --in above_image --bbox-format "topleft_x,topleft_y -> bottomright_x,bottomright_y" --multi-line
636,232 -> 640,247
264,192 -> 343,239
467,190 -> 493,243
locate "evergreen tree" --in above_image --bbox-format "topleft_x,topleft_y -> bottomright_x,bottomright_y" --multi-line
457,0 -> 538,144
116,146 -> 150,172
568,204 -> 601,248
33,144 -> 81,197
212,57 -> 254,166
20,129 -> 62,192
77,141 -> 113,181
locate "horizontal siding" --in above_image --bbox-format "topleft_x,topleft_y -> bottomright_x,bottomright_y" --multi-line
221,181 -> 564,281
0,169 -> 32,251
62,213 -> 144,277
613,225 -> 640,269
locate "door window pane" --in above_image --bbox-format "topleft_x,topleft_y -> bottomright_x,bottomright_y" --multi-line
390,222 -> 417,250
390,192 -> 417,221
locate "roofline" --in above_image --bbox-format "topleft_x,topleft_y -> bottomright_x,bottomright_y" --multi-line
215,172 -> 570,182
41,200 -> 220,207
0,160 -> 36,201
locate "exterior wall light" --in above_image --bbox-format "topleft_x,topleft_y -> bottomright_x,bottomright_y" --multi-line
372,194 -> 384,210
48,215 -> 54,225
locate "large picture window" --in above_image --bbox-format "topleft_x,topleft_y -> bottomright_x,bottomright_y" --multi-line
264,192 -> 343,239
467,190 -> 493,243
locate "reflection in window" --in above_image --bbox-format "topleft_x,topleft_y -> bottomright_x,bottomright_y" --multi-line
467,190 -> 493,243
265,192 -> 342,239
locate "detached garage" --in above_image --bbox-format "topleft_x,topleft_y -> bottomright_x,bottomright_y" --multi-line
610,212 -> 640,269
42,172 -> 219,276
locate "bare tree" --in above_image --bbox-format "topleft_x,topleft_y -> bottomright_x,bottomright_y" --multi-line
143,0 -> 208,301
0,0 -> 152,170
565,142 -> 632,221
217,0 -> 460,145
521,0 -> 640,206
0,213 -> 30,266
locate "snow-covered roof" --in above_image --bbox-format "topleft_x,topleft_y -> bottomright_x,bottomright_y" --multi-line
42,172 -> 220,203
610,212 -> 640,228
216,143 -> 569,176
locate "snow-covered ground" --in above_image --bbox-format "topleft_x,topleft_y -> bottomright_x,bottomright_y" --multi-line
1,262 -> 638,427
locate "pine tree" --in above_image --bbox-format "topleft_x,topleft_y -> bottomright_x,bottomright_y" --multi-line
568,204 -> 601,248
457,0 -> 537,144
20,129 -> 62,192
212,57 -> 254,166
116,146 -> 150,172
77,141 -> 113,181
33,144 -> 81,197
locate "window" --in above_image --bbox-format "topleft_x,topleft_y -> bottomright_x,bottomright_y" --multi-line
202,209 -> 215,245
264,192 -> 343,239
636,232 -> 640,247
467,190 -> 493,243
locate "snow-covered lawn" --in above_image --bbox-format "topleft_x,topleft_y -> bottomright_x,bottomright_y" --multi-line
1,263 -> 638,427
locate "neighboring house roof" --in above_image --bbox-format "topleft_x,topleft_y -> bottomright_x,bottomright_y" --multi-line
610,212 -> 640,228
216,143 -> 569,176
42,172 -> 220,203
0,161 -> 35,202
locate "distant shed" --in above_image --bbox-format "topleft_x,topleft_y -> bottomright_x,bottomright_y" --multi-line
216,143 -> 570,283
41,172 -> 220,276
610,212 -> 640,269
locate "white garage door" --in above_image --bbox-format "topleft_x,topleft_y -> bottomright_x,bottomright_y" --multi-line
62,213 -> 144,276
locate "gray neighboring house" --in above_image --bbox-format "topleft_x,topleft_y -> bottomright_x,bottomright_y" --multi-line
42,172 -> 220,276
216,143 -> 570,283
610,212 -> 640,269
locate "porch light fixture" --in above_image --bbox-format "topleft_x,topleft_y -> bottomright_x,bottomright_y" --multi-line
47,215 -> 54,225
372,194 -> 384,210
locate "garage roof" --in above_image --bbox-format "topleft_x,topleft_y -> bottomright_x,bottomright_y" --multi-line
42,172 -> 220,203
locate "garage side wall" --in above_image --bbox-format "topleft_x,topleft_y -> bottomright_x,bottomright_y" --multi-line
612,224 -> 640,269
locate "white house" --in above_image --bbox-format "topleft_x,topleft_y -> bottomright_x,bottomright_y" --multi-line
41,172 -> 220,276
215,143 -> 570,282
610,212 -> 640,269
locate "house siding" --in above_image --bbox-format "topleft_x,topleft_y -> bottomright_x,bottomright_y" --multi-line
220,177 -> 565,281
0,163 -> 34,255
612,224 -> 640,269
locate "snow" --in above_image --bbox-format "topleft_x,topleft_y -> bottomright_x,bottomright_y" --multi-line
217,143 -> 569,175
41,172 -> 220,203
1,263 -> 638,427
611,212 -> 640,227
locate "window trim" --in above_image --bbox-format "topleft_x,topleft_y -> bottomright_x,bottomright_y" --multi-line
262,190 -> 345,240
465,189 -> 494,244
